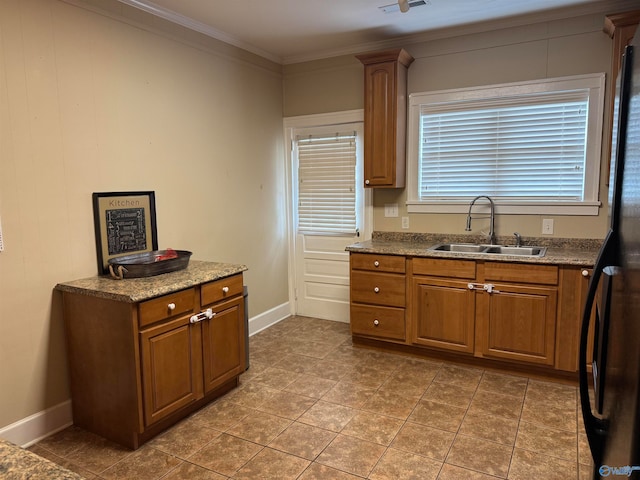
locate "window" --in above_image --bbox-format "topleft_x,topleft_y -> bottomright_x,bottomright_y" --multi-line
295,130 -> 359,235
407,74 -> 605,215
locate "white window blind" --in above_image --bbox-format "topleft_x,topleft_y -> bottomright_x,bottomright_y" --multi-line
419,92 -> 588,201
297,132 -> 357,235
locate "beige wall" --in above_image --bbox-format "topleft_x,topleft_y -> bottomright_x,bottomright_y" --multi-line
283,14 -> 614,240
0,0 -> 287,428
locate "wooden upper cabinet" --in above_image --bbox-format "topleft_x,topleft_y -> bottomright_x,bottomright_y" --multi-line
603,10 -> 640,176
356,48 -> 414,188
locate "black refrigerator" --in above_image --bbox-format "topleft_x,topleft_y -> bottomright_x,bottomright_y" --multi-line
579,29 -> 640,479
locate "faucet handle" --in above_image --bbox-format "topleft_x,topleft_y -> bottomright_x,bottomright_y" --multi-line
513,232 -> 522,247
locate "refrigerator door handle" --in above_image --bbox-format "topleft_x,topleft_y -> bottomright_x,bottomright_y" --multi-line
579,238 -> 613,467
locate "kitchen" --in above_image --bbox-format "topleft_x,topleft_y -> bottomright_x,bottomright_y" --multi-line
0,0 -> 638,478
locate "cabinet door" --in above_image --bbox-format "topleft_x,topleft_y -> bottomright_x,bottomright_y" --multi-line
140,317 -> 202,426
411,277 -> 475,353
202,296 -> 245,393
363,61 -> 398,187
476,283 -> 557,365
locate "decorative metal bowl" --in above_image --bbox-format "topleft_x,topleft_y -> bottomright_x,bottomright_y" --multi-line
107,250 -> 192,279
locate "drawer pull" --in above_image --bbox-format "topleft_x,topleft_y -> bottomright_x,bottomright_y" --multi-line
222,286 -> 230,294
373,319 -> 379,326
582,269 -> 590,277
374,261 -> 380,267
374,287 -> 380,293
167,303 -> 176,311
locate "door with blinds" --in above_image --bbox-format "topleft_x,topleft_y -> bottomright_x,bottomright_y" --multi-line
291,122 -> 367,322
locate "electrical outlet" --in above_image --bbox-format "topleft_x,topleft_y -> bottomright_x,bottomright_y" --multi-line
542,218 -> 554,235
402,216 -> 409,229
384,203 -> 399,217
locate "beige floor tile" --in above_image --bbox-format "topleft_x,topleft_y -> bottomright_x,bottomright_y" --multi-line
340,364 -> 392,389
422,381 -> 476,408
408,399 -> 467,432
62,434 -> 133,474
438,463 -> 503,480
469,390 -> 524,419
341,412 -> 404,446
446,435 -> 512,477
361,389 -> 419,419
579,463 -> 595,480
99,445 -> 181,480
521,398 -> 577,431
33,426 -> 104,459
297,400 -> 357,432
515,421 -> 577,461
254,390 -> 317,419
189,398 -> 254,431
188,433 -> 262,477
283,375 -> 337,399
233,447 -> 310,480
458,412 -> 519,445
268,422 -> 336,460
146,417 -> 220,458
27,445 -> 99,479
226,411 -> 292,445
525,380 -> 577,411
297,462 -> 363,479
251,367 -> 302,389
289,339 -> 338,359
477,371 -> 528,398
508,448 -> 578,480
434,364 -> 483,390
272,353 -> 320,373
379,375 -> 430,398
321,381 -> 376,408
578,433 -> 594,466
391,422 -> 455,461
304,359 -> 354,381
369,447 -> 442,480
222,382 -> 281,410
161,461 -> 228,479
316,434 -> 386,477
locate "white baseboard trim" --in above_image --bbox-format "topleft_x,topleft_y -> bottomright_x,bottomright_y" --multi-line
0,400 -> 73,448
248,301 -> 291,336
0,303 -> 291,448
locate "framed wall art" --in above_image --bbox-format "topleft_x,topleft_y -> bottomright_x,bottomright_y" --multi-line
92,191 -> 158,274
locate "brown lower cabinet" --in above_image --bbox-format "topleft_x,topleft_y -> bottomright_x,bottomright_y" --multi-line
60,272 -> 245,449
350,252 -> 588,375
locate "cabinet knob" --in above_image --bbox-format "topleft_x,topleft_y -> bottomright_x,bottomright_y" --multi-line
222,286 -> 229,293
373,319 -> 379,326
167,303 -> 176,311
374,261 -> 380,267
365,179 -> 370,185
374,287 -> 380,293
582,269 -> 590,277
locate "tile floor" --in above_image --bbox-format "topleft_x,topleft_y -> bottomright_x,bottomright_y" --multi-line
31,316 -> 595,479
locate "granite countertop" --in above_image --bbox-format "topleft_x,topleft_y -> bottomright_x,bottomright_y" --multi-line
55,260 -> 248,303
346,232 -> 602,267
0,439 -> 84,479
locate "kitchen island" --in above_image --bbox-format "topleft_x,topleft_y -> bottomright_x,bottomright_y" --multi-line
56,260 -> 247,449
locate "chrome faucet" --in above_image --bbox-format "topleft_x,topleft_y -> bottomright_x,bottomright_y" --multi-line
514,232 -> 522,247
465,195 -> 496,245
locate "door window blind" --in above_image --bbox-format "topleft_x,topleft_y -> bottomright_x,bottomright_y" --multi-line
297,132 -> 357,235
419,92 -> 589,201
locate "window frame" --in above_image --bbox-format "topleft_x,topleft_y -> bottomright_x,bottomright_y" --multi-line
406,73 -> 606,215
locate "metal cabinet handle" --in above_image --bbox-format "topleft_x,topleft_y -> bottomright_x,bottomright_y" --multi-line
373,319 -> 379,326
167,303 -> 176,311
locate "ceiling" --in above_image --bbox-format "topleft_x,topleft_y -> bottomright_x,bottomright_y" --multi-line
119,0 -> 638,64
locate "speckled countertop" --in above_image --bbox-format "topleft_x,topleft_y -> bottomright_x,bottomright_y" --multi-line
346,232 -> 602,266
55,260 -> 248,303
0,438 -> 85,479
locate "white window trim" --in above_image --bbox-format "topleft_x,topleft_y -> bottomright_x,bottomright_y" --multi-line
406,73 -> 606,216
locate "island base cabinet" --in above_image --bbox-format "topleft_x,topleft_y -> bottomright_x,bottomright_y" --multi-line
411,278 -> 476,354
475,284 -> 557,365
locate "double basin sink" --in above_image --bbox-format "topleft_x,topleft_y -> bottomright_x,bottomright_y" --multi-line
429,243 -> 546,257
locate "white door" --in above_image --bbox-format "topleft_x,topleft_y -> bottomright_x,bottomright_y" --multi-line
285,112 -> 370,322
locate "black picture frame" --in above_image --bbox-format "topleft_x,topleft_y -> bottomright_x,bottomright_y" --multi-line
92,191 -> 158,275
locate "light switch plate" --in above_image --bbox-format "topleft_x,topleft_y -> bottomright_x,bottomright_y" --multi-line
542,218 -> 554,235
384,203 -> 399,217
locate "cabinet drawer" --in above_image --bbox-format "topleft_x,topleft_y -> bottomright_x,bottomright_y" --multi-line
139,288 -> 195,328
351,271 -> 405,307
351,253 -> 405,273
484,262 -> 558,285
412,257 -> 476,279
351,304 -> 405,340
201,274 -> 243,306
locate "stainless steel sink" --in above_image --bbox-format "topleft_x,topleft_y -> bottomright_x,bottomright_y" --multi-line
429,243 -> 546,257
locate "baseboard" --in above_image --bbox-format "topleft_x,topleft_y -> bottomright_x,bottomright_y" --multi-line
0,400 -> 73,448
248,301 -> 291,336
0,304 -> 292,448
